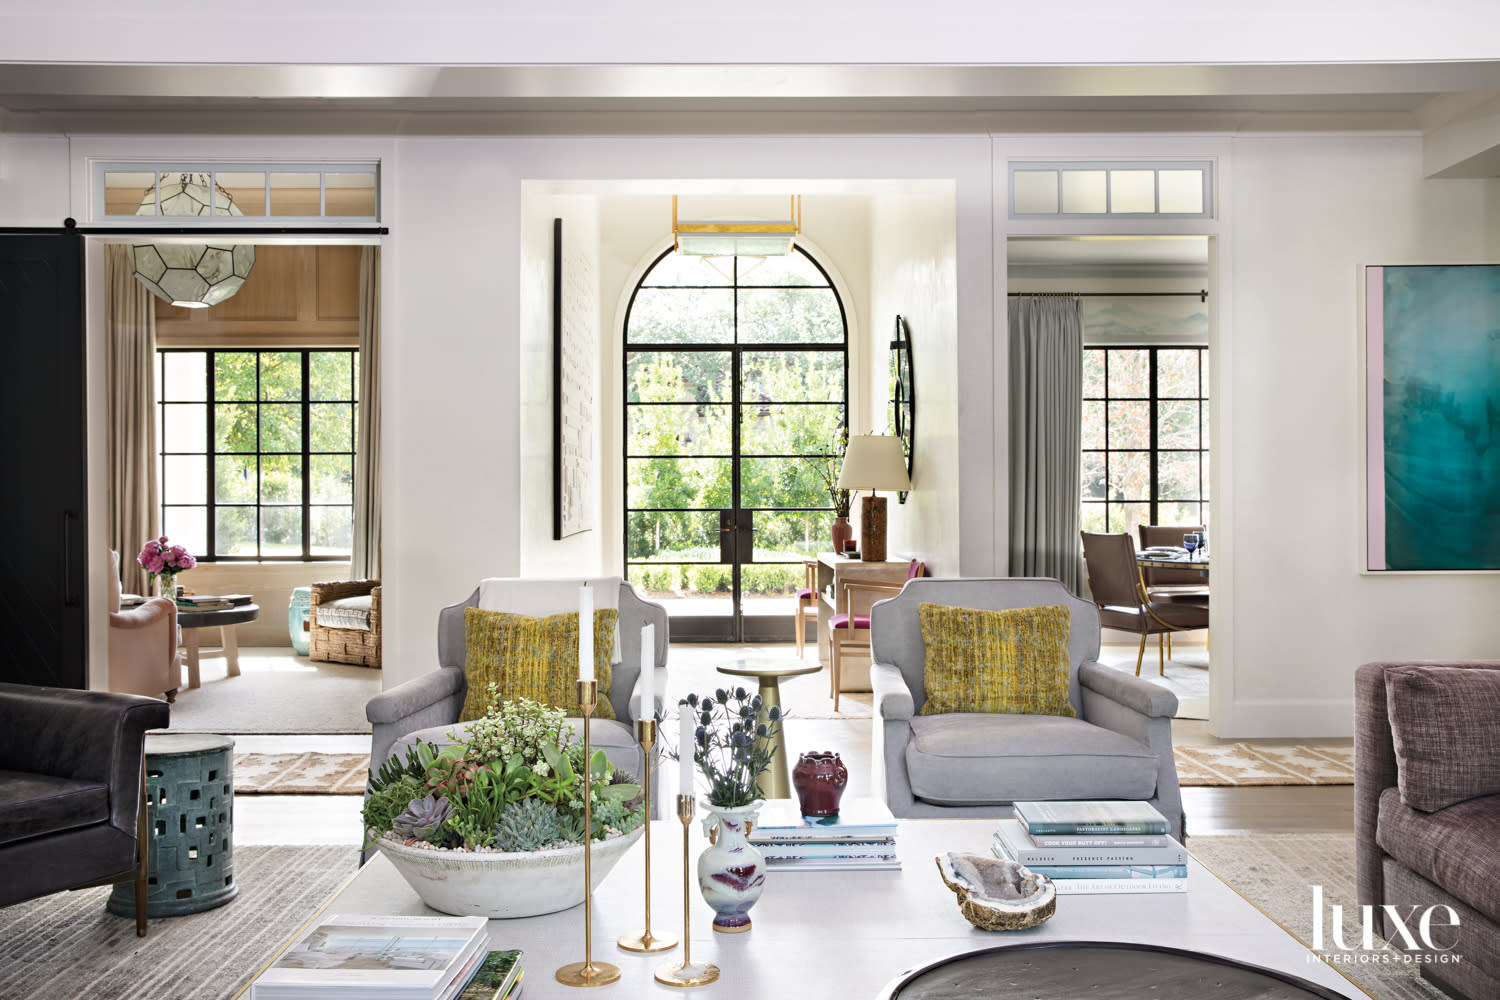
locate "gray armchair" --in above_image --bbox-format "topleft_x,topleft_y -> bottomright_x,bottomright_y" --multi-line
365,580 -> 670,854
0,682 -> 170,936
870,577 -> 1184,842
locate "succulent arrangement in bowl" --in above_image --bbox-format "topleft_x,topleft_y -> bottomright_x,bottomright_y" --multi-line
363,690 -> 647,918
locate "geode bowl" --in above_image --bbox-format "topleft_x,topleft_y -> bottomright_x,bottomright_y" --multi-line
935,852 -> 1057,931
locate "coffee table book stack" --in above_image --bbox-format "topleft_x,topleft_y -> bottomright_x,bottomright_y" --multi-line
749,797 -> 899,871
248,914 -> 517,1000
177,592 -> 254,610
993,801 -> 1187,894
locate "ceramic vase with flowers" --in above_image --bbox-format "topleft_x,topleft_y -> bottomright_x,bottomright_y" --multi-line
137,535 -> 196,598
819,428 -> 853,551
681,687 -> 783,933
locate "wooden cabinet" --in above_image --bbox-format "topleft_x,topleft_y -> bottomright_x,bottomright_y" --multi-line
814,552 -> 913,693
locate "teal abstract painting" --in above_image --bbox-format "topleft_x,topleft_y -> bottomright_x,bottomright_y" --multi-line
1366,265 -> 1500,571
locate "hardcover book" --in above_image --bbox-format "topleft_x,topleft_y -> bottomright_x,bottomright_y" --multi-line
1011,800 -> 1170,836
456,950 -> 523,1000
749,797 -> 897,841
993,819 -> 1186,866
992,840 -> 1187,880
757,839 -> 897,860
251,914 -> 488,1000
1051,877 -> 1187,894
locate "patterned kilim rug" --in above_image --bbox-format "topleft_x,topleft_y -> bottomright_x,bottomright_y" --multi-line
1188,834 -> 1447,1000
235,741 -> 1355,795
1176,743 -> 1354,786
0,845 -> 358,1000
235,752 -> 371,794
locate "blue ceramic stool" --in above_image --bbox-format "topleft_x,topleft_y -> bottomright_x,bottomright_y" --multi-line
288,585 -> 312,656
108,733 -> 236,918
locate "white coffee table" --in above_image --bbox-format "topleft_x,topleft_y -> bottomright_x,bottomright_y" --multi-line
237,820 -> 1368,999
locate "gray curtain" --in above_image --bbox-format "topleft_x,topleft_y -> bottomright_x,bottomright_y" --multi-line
106,246 -> 159,596
1008,296 -> 1084,593
352,246 -> 382,580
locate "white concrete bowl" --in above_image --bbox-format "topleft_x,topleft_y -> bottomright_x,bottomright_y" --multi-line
375,826 -> 644,918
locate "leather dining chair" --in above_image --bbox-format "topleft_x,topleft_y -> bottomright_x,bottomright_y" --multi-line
1081,532 -> 1208,676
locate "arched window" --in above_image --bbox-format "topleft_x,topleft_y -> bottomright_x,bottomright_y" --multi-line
622,248 -> 848,641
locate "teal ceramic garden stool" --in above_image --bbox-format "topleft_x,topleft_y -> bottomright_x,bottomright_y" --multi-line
108,733 -> 237,918
288,585 -> 312,656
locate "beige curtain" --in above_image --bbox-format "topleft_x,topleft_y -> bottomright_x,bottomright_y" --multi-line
106,246 -> 159,596
352,246 -> 382,580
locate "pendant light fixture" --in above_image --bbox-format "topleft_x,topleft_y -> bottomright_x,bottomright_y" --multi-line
672,195 -> 800,257
131,173 -> 256,309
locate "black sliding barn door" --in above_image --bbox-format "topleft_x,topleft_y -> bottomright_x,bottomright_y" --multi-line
0,231 -> 87,688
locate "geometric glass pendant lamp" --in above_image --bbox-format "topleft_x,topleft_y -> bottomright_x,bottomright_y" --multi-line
131,173 -> 256,308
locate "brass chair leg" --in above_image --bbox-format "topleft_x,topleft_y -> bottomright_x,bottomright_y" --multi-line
135,765 -> 149,937
1159,635 -> 1166,675
1166,633 -> 1172,659
1135,634 -> 1146,676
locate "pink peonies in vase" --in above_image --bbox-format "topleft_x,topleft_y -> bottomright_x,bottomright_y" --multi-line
138,536 -> 196,594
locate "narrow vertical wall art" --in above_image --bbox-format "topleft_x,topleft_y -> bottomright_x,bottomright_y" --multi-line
554,217 -> 595,539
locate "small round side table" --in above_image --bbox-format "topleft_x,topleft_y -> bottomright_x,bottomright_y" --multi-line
108,733 -> 237,918
715,659 -> 821,799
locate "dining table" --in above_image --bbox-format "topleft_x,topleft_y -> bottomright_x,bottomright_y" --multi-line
1136,550 -> 1210,577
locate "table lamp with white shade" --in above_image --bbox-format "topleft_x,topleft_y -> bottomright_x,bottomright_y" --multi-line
837,434 -> 911,562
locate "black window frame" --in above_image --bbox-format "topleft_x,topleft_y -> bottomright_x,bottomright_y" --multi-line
157,347 -> 359,562
1081,344 -> 1209,534
621,248 -> 850,584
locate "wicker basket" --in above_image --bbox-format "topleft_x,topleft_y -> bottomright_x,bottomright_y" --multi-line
308,579 -> 381,668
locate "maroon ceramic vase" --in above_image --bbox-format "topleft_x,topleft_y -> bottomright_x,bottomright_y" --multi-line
792,751 -> 849,817
831,517 -> 853,555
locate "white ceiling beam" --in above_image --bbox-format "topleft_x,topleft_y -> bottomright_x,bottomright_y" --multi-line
1423,95 -> 1500,177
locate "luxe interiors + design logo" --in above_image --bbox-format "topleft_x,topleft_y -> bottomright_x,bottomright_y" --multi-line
1309,886 -> 1464,966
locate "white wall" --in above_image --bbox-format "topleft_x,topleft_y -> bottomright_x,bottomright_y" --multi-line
1217,133 -> 1500,736
869,190 -> 962,575
518,191 -> 604,578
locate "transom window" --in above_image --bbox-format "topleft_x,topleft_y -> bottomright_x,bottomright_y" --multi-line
157,349 -> 358,561
1081,346 -> 1209,539
1011,161 -> 1213,219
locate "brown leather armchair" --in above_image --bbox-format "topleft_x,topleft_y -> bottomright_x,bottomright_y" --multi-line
107,551 -> 181,701
1081,532 -> 1208,676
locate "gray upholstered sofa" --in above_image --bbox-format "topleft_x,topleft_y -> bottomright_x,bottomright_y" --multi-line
1356,660 -> 1500,999
364,581 -> 669,853
870,577 -> 1185,842
0,682 -> 170,936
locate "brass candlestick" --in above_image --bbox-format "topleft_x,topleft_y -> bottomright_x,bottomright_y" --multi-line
557,680 -> 621,989
655,794 -> 720,988
618,719 -> 677,954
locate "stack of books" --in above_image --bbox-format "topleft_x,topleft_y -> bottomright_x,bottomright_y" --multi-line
250,914 -> 523,1000
176,593 -> 254,610
749,797 -> 900,871
995,800 -> 1187,894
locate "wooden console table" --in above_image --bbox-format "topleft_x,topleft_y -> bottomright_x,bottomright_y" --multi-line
814,551 -> 913,693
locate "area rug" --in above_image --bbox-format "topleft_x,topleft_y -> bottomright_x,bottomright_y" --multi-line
1097,647 -> 1210,720
235,752 -> 371,794
0,845 -> 358,1000
1188,833 -> 1447,1000
166,648 -> 379,734
1176,743 -> 1354,786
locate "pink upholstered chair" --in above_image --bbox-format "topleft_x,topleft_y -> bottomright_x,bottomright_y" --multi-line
829,558 -> 924,711
794,560 -> 818,657
107,551 -> 181,702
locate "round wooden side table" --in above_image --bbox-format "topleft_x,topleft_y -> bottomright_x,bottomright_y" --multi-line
715,658 -> 821,799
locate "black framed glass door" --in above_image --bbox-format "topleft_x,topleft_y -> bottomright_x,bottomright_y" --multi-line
623,249 -> 847,642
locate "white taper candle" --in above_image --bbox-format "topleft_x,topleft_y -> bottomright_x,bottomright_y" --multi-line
679,707 -> 694,794
639,623 -> 655,717
578,584 -> 594,682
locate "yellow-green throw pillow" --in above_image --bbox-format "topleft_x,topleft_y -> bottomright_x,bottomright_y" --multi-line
917,602 -> 1075,717
460,607 -> 619,722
